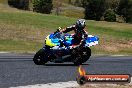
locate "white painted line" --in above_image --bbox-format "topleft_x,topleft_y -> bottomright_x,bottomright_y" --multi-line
10,81 -> 79,88
0,52 -> 10,54
0,52 -> 36,54
111,55 -> 129,57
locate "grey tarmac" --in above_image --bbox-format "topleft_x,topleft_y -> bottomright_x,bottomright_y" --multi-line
0,53 -> 131,88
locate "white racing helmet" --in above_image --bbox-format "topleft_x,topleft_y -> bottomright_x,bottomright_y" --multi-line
75,19 -> 86,30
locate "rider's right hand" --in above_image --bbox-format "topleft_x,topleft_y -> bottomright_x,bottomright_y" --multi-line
58,27 -> 62,31
54,27 -> 62,34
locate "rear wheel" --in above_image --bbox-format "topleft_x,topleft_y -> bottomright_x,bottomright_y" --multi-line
72,47 -> 91,66
72,48 -> 83,66
81,47 -> 91,63
73,55 -> 83,66
33,49 -> 48,65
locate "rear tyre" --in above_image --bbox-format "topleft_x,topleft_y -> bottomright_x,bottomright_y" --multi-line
81,47 -> 91,63
72,47 -> 91,66
72,49 -> 83,66
73,55 -> 83,66
33,49 -> 48,65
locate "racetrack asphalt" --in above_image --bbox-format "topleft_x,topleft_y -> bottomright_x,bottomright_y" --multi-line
0,53 -> 132,88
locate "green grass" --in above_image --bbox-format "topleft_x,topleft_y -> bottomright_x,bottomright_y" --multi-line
0,6 -> 132,55
89,25 -> 132,39
0,0 -> 7,4
0,0 -> 84,18
0,39 -> 42,52
0,11 -> 75,29
53,0 -> 84,18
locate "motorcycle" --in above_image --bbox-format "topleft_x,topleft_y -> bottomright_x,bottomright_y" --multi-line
33,29 -> 99,65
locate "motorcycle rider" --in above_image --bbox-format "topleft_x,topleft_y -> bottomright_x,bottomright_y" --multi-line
59,19 -> 88,46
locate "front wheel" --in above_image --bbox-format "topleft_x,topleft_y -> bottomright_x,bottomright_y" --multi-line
33,49 -> 48,65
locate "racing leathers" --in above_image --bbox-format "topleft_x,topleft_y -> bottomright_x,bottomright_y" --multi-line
60,24 -> 88,45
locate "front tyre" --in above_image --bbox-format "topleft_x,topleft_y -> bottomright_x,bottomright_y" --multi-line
33,49 -> 48,65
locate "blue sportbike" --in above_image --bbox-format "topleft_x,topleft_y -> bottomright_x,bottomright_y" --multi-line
33,30 -> 99,65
